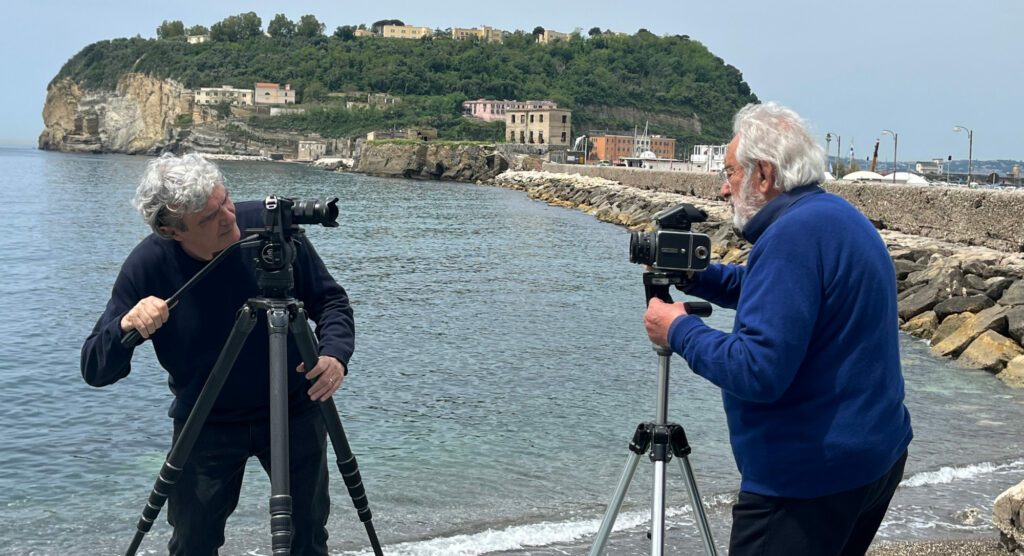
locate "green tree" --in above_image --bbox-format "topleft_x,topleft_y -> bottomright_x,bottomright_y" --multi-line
588,27 -> 602,37
532,26 -> 545,39
267,14 -> 296,38
302,81 -> 328,103
296,15 -> 325,38
210,12 -> 262,42
156,20 -> 185,40
333,25 -> 355,41
371,19 -> 404,34
187,25 -> 209,36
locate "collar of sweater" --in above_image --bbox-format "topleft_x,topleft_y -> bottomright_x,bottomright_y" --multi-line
741,183 -> 824,243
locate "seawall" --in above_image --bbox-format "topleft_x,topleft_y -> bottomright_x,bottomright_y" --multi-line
544,163 -> 1024,253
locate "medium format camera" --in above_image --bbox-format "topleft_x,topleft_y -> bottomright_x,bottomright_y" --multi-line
629,203 -> 712,272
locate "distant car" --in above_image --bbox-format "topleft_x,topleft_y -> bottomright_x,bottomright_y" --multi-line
598,160 -> 611,167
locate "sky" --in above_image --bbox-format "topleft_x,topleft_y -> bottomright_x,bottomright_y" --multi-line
1,0 -> 1020,162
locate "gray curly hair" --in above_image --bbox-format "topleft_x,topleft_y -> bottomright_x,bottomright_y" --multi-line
733,102 -> 826,192
133,153 -> 224,238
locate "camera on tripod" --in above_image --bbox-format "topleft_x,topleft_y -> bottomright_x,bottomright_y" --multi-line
251,196 -> 339,272
629,204 -> 711,272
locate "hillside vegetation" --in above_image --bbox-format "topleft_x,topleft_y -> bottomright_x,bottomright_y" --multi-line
53,18 -> 758,153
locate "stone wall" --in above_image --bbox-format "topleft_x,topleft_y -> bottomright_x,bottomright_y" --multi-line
544,163 -> 1024,252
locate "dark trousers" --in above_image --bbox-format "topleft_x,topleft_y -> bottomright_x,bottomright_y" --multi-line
166,408 -> 331,556
729,451 -> 907,556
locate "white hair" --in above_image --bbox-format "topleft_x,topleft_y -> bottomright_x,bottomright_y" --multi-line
733,102 -> 826,192
133,153 -> 223,238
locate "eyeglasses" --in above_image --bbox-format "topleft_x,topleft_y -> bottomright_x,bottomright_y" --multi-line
718,167 -> 732,184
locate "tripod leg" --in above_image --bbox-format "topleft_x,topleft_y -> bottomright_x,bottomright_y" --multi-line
589,451 -> 643,556
125,305 -> 258,556
289,308 -> 385,556
675,456 -> 718,556
267,307 -> 293,556
651,460 -> 668,556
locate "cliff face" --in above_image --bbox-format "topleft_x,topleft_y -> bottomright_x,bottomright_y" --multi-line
38,74 -> 192,154
355,142 -> 509,182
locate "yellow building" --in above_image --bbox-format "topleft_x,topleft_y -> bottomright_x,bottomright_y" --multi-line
538,30 -> 571,44
451,26 -> 505,43
506,108 -> 572,146
382,25 -> 432,39
353,28 -> 375,38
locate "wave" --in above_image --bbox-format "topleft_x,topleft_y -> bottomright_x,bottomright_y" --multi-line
900,458 -> 1024,488
338,494 -> 734,556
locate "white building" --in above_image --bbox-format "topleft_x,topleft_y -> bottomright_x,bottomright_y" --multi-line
195,85 -> 254,106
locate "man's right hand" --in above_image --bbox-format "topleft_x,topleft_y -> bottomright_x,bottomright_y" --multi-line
120,296 -> 170,338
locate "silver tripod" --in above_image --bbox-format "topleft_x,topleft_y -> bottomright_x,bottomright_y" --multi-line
589,343 -> 718,556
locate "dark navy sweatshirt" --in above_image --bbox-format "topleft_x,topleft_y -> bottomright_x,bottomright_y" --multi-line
81,201 -> 355,423
669,184 -> 912,498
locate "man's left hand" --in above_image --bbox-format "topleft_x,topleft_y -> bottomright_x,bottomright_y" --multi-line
297,355 -> 346,402
644,298 -> 689,347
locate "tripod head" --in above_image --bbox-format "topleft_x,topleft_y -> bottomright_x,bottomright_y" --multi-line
643,271 -> 712,318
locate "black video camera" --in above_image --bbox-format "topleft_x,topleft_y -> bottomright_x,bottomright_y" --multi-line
264,196 -> 339,231
629,204 -> 712,272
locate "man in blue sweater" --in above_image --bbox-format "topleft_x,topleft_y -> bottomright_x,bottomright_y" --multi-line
644,103 -> 912,555
81,153 -> 354,555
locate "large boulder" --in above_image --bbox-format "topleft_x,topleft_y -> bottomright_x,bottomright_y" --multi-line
994,480 -> 1024,551
958,330 -> 1024,372
902,311 -> 938,339
998,356 -> 1024,388
932,313 -> 973,346
933,295 -> 994,322
931,305 -> 1010,357
1000,280 -> 1024,306
1007,306 -> 1024,344
898,286 -> 945,321
986,277 -> 1016,301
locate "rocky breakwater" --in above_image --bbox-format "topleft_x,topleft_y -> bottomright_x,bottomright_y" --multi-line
39,74 -> 192,154
492,170 -> 1024,388
355,142 -> 508,182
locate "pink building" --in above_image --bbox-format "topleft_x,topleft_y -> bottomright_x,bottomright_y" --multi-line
463,99 -> 557,122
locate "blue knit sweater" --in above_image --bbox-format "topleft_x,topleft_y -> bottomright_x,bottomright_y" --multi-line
81,201 -> 355,423
669,184 -> 912,498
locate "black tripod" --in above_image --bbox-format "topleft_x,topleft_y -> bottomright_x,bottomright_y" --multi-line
120,201 -> 384,556
589,271 -> 717,556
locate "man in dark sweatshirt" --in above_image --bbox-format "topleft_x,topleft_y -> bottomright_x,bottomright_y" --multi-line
81,153 -> 354,555
644,102 -> 912,555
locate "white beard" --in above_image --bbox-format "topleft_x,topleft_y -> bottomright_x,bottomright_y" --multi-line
732,176 -> 770,231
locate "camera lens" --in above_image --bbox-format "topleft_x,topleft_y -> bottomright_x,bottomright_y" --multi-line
629,231 -> 655,265
291,198 -> 339,227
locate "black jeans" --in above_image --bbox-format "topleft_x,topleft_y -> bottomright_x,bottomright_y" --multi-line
166,408 -> 330,556
729,451 -> 907,556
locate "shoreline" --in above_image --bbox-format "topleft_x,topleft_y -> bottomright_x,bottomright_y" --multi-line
869,538 -> 1006,555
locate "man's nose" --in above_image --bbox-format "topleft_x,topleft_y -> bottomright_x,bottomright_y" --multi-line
720,180 -> 731,198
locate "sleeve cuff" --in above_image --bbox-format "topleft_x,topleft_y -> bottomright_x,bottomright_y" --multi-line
667,314 -> 705,354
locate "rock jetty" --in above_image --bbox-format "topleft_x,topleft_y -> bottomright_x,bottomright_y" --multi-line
490,170 -> 1024,388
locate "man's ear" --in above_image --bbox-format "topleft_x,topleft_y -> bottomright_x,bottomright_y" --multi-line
159,226 -> 182,241
757,160 -> 777,193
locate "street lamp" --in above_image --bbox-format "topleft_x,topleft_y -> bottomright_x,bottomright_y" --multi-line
953,125 -> 973,185
881,129 -> 898,184
826,132 -> 840,176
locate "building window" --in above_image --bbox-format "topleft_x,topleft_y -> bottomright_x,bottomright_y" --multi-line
538,131 -> 544,144
510,131 -> 515,142
529,130 -> 534,144
562,115 -> 567,123
520,131 -> 526,143
539,114 -> 544,123
561,132 -> 567,142
530,114 -> 534,123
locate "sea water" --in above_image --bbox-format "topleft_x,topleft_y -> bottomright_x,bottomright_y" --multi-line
1,147 -> 1021,555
